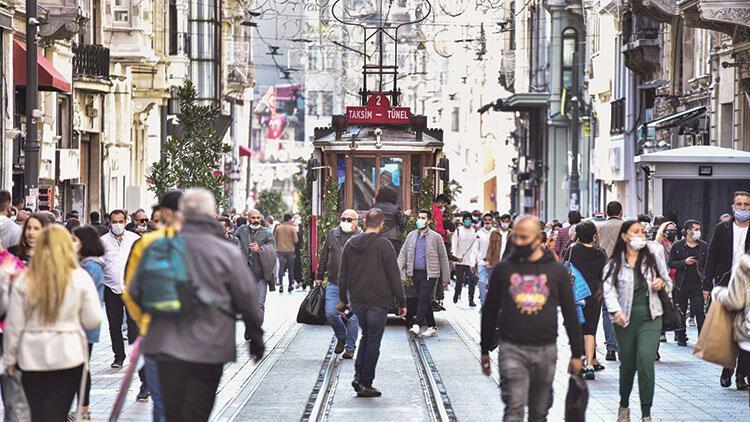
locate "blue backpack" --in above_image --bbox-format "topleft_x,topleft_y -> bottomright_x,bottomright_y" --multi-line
134,236 -> 235,318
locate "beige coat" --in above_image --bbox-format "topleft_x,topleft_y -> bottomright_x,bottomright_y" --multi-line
712,254 -> 750,352
3,268 -> 102,371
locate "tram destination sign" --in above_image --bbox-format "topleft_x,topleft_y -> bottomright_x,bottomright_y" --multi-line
346,93 -> 411,125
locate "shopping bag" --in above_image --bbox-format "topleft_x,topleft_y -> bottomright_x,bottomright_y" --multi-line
565,374 -> 589,422
694,301 -> 739,368
296,285 -> 326,325
1,370 -> 30,422
109,337 -> 143,422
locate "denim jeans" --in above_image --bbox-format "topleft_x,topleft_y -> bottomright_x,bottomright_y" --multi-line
325,283 -> 358,351
144,355 -> 165,422
412,270 -> 436,327
277,252 -> 295,290
498,341 -> 557,422
352,303 -> 388,387
257,278 -> 268,327
602,302 -> 619,353
477,265 -> 490,306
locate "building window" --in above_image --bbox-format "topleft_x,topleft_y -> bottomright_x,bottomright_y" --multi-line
307,91 -> 319,116
322,92 -> 333,116
451,107 -> 460,132
693,29 -> 711,77
591,15 -> 600,54
113,0 -> 130,25
561,27 -> 578,94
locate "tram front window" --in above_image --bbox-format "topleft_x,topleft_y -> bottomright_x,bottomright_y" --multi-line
379,157 -> 404,207
352,157 -> 376,210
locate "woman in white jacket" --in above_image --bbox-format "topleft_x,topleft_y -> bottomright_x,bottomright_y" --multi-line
712,254 -> 750,393
3,224 -> 102,422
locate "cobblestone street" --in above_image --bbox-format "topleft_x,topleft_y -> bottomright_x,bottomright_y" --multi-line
3,286 -> 746,421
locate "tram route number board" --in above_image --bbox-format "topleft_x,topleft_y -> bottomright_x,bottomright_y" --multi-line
346,93 -> 411,125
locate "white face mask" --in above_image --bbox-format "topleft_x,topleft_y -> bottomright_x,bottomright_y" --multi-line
500,222 -> 510,230
340,221 -> 355,233
692,230 -> 701,240
111,223 -> 125,236
629,236 -> 647,251
250,222 -> 261,229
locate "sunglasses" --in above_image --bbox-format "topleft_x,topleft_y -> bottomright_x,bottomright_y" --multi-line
340,217 -> 355,223
137,218 -> 149,223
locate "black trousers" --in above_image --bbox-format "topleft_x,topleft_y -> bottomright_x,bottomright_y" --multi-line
277,252 -> 296,290
104,286 -> 138,361
454,264 -> 476,302
157,359 -> 224,422
23,365 -> 83,422
412,270 -> 436,327
674,283 -> 705,336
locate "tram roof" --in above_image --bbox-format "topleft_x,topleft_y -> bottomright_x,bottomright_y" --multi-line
312,125 -> 443,152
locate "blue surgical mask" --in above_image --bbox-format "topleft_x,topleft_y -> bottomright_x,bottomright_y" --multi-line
416,219 -> 427,229
735,209 -> 750,223
463,220 -> 473,228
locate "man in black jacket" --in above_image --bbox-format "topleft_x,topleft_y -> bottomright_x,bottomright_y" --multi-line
480,215 -> 583,421
668,219 -> 708,346
338,208 -> 407,398
703,191 -> 750,389
315,209 -> 361,359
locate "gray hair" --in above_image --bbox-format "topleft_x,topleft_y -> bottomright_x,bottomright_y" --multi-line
180,188 -> 216,217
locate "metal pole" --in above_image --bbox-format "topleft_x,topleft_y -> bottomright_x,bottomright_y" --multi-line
569,51 -> 580,212
24,0 -> 40,195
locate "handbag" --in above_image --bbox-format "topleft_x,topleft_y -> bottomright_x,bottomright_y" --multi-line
1,370 -> 31,422
565,374 -> 589,422
694,300 -> 739,368
657,288 -> 681,331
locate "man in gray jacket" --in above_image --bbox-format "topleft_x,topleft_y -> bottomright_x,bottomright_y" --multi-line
398,208 -> 450,337
235,209 -> 277,334
135,188 -> 264,422
315,209 -> 361,358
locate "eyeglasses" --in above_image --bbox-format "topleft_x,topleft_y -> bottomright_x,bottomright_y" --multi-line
340,217 -> 355,223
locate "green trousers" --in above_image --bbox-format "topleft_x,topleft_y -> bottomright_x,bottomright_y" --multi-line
613,305 -> 661,417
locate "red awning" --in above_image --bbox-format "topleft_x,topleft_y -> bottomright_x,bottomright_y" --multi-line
13,40 -> 72,93
239,145 -> 253,157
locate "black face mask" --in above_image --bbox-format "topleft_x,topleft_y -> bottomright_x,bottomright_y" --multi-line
666,230 -> 677,242
512,237 -> 541,260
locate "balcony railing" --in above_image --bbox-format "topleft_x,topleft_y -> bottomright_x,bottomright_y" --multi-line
622,11 -> 659,45
610,98 -> 625,135
169,32 -> 191,56
72,44 -> 110,79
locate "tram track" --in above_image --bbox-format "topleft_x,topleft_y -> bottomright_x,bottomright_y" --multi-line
448,312 -> 501,386
210,318 -> 302,422
300,336 -> 342,422
406,329 -> 457,422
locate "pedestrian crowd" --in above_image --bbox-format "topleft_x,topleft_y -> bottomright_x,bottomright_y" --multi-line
0,184 -> 748,422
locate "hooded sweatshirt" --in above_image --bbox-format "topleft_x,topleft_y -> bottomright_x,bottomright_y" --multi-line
480,249 -> 583,357
339,232 -> 406,309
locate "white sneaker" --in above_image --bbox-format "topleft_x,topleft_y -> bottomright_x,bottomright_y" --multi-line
422,327 -> 438,337
409,324 -> 421,337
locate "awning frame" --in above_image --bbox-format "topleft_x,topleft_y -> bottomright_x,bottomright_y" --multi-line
13,40 -> 72,93
645,106 -> 706,129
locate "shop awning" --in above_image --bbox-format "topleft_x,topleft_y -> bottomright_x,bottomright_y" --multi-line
13,40 -> 72,93
239,145 -> 253,157
645,106 -> 706,129
168,114 -> 233,139
496,92 -> 549,112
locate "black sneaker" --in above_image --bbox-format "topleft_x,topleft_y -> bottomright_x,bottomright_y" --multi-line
737,377 -> 749,391
592,363 -> 605,371
357,386 -> 382,397
452,295 -> 459,304
334,340 -> 345,354
659,334 -> 667,343
721,368 -> 734,388
469,301 -> 477,307
605,351 -> 617,361
136,384 -> 150,402
111,359 -> 124,369
351,378 -> 362,393
583,365 -> 595,381
677,338 -> 688,347
279,287 -> 284,293
342,350 -> 354,359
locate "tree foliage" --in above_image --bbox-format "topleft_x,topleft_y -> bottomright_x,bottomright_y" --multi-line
256,189 -> 287,220
148,80 -> 230,204
298,161 -> 313,285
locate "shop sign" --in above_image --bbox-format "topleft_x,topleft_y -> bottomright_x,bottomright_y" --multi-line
346,93 -> 411,125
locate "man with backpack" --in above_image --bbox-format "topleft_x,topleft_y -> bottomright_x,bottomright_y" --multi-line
132,188 -> 264,422
123,189 -> 183,421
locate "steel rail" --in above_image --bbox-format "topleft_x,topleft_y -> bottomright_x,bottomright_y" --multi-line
300,336 -> 341,422
406,329 -> 457,422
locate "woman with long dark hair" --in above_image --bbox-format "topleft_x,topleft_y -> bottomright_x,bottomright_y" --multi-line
603,220 -> 672,422
72,225 -> 106,420
564,221 -> 607,380
8,213 -> 55,264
